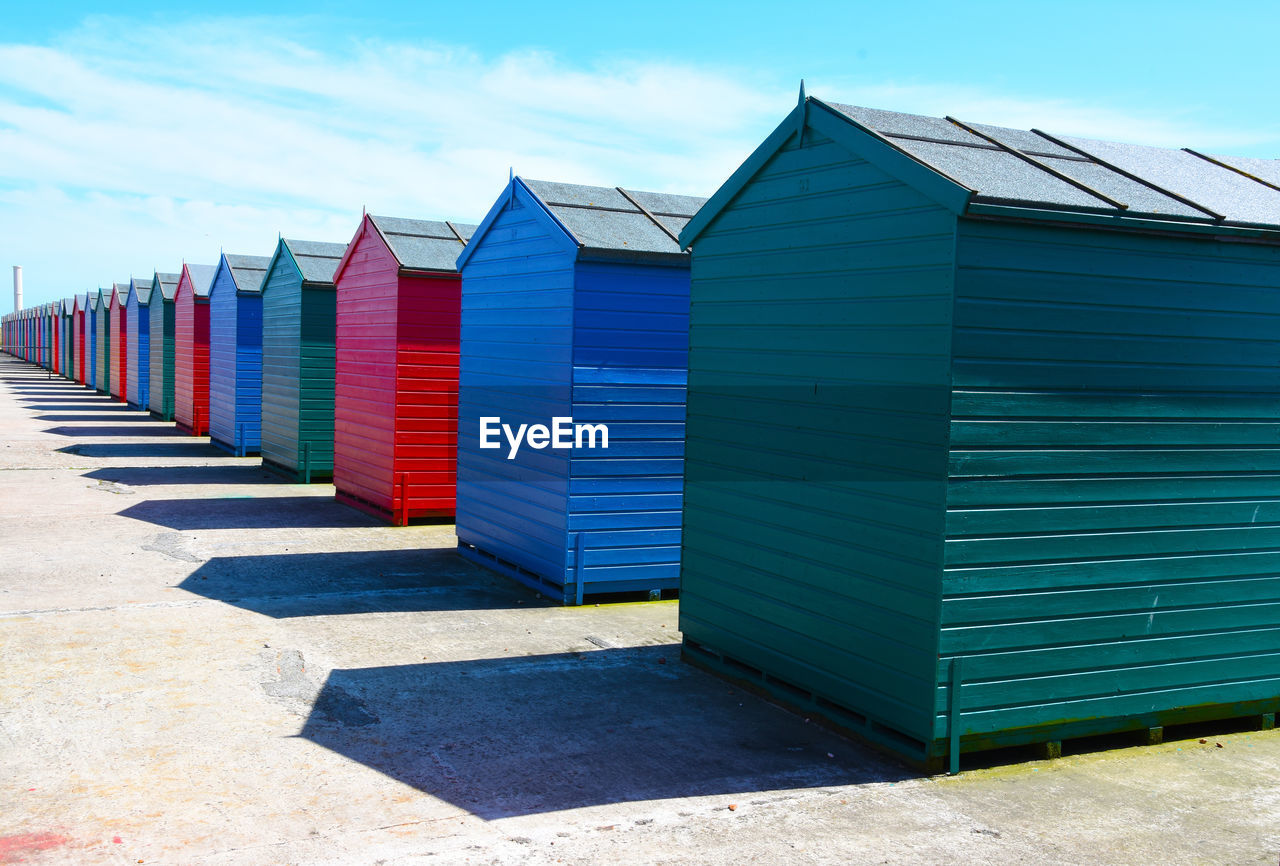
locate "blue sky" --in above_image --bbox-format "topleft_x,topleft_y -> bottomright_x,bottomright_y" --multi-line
3,1 -> 1278,309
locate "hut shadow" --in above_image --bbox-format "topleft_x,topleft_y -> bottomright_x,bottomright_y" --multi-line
84,465 -> 282,486
58,442 -> 225,459
119,495 -> 378,530
23,402 -> 132,411
37,413 -> 158,422
297,646 -> 906,819
177,549 -> 535,618
44,424 -> 188,437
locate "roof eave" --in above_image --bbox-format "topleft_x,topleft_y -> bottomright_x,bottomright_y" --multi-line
964,202 -> 1280,242
576,247 -> 691,266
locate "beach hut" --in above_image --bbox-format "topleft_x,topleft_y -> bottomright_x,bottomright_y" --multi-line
331,214 -> 476,524
72,294 -> 86,384
148,271 -> 180,419
674,93 -> 1280,772
454,178 -> 704,604
61,298 -> 73,378
86,294 -> 97,389
207,253 -> 269,455
47,304 -> 58,373
125,277 -> 151,409
174,263 -> 217,435
260,238 -> 346,481
93,289 -> 110,394
109,283 -> 128,401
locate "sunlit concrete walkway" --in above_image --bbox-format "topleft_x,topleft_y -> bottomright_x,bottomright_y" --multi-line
1,354 -> 1277,865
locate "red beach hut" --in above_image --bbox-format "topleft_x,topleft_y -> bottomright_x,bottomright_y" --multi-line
174,263 -> 217,435
331,214 -> 475,524
109,283 -> 128,401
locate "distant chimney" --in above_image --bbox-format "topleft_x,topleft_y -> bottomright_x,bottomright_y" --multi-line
12,265 -> 22,312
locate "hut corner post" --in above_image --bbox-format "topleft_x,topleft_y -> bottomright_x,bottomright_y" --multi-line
948,657 -> 964,775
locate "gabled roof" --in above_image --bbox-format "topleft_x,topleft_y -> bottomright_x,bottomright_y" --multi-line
112,282 -> 129,307
681,93 -> 1280,246
151,271 -> 180,302
331,213 -> 476,284
129,276 -> 152,306
62,298 -> 74,315
214,253 -> 271,295
372,215 -> 476,271
271,238 -> 347,286
180,263 -> 218,300
460,176 -> 707,270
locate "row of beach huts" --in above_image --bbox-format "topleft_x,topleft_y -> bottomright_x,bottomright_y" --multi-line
6,93 -> 1280,772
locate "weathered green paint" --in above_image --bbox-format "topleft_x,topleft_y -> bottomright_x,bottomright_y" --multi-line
679,104 -> 1280,769
94,290 -> 110,395
260,244 -> 337,482
148,281 -> 176,419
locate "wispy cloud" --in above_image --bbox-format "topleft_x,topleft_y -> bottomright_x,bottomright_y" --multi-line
0,15 -> 1273,306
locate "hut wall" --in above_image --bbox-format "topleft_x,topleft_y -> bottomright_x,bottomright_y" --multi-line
333,231 -> 401,513
678,130 -> 956,747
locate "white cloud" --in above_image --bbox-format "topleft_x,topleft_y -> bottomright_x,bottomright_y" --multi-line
0,16 -> 1273,309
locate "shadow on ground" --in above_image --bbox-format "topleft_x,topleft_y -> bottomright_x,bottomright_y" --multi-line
37,414 -> 158,422
23,403 -> 133,411
44,424 -> 190,437
298,645 -> 907,819
84,465 -> 281,486
120,495 -> 377,530
58,442 -> 224,459
177,548 -> 536,617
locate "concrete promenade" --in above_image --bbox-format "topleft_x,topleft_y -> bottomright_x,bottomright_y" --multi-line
1,355 -> 1277,865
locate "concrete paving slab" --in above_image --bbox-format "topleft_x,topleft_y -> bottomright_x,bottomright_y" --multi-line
1,355 -> 1278,865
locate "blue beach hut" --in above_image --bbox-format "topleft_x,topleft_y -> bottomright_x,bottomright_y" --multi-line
125,276 -> 152,409
208,253 -> 270,455
455,177 -> 706,604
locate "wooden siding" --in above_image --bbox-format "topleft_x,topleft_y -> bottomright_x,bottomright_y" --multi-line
87,305 -> 97,389
126,292 -> 150,408
110,296 -> 126,401
393,271 -> 461,515
334,221 -> 400,512
262,258 -> 337,481
94,297 -> 109,394
457,193 -> 577,580
568,260 -> 689,594
261,254 -> 303,474
72,306 -> 83,383
939,219 -> 1280,747
678,129 -> 957,747
148,295 -> 175,418
333,220 -> 461,520
174,278 -> 210,435
298,286 -> 337,476
208,272 -> 263,455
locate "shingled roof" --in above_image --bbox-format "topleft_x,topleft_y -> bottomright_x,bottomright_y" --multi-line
682,94 -> 1280,246
828,102 -> 1280,226
183,264 -> 217,299
129,276 -> 152,305
151,271 -> 180,302
219,254 -> 271,294
279,239 -> 347,284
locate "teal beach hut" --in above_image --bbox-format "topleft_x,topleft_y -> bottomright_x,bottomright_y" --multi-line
676,92 -> 1280,772
260,237 -> 346,482
148,271 -> 180,419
